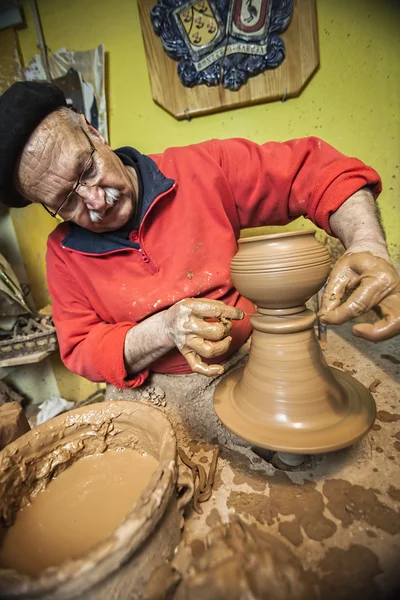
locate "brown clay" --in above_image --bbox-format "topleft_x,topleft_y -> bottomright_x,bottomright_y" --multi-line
0,401 -> 192,600
0,402 -> 30,450
0,449 -> 158,575
214,230 -> 376,454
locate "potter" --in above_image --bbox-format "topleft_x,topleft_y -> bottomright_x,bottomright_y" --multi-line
0,81 -> 399,393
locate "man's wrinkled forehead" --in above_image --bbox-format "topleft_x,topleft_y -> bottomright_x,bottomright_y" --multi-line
20,111 -> 87,185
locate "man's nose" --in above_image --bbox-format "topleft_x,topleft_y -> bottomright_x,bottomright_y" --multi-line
78,185 -> 106,212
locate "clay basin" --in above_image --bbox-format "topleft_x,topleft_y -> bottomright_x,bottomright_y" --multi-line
231,230 -> 331,310
0,401 -> 192,600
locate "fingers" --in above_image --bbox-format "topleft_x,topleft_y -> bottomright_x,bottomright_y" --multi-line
352,319 -> 400,342
320,276 -> 386,325
185,335 -> 232,358
181,346 -> 225,377
319,262 -> 355,316
190,315 -> 232,341
352,294 -> 400,342
183,298 -> 244,321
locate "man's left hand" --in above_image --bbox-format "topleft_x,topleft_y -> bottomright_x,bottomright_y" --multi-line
318,251 -> 400,342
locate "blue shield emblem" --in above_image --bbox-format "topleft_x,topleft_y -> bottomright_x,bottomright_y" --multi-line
151,0 -> 293,90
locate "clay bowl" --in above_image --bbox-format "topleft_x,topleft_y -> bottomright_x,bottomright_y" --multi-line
231,230 -> 331,310
0,401 -> 192,600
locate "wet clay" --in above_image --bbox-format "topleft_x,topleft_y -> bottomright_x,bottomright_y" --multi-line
0,401 -> 183,600
0,449 -> 158,575
214,230 -> 376,453
173,518 -> 317,600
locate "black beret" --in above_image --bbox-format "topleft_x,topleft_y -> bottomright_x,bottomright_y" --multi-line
0,81 -> 67,208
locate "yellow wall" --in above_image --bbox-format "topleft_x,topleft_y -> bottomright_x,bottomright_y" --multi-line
8,0 -> 400,400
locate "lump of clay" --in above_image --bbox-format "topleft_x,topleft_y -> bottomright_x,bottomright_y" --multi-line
0,402 -> 30,450
174,517 -> 315,600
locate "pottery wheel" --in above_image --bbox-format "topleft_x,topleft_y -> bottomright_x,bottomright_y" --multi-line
214,367 -> 376,454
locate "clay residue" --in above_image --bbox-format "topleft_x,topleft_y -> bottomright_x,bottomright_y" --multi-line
205,508 -> 222,528
0,450 -> 158,575
227,472 -> 336,542
229,450 -> 268,492
278,520 -> 304,547
190,539 -> 206,560
387,485 -> 400,502
323,478 -> 400,534
376,410 -> 400,423
214,448 -> 269,493
176,518 -> 317,600
317,545 -> 381,600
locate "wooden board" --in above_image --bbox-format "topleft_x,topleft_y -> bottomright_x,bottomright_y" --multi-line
138,0 -> 319,120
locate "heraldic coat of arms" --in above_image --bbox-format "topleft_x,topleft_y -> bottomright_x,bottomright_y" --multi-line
151,0 -> 293,91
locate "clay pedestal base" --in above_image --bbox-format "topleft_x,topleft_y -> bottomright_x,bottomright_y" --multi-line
213,230 -> 376,454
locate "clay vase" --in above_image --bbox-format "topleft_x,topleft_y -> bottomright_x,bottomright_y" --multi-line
214,230 -> 376,454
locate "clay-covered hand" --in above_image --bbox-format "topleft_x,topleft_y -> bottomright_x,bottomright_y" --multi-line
165,298 -> 244,376
318,252 -> 400,342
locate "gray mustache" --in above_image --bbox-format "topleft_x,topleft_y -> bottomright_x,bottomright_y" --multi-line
89,188 -> 120,223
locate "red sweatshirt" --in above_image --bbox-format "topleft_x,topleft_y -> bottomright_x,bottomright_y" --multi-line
46,138 -> 381,388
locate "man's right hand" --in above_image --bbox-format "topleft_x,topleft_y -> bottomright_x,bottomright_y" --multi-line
165,298 -> 244,376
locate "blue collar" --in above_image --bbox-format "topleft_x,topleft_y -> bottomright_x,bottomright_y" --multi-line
61,147 -> 174,254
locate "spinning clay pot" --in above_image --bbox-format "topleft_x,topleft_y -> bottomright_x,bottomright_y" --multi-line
214,230 -> 376,454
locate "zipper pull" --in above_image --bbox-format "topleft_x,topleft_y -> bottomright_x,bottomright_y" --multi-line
139,249 -> 150,263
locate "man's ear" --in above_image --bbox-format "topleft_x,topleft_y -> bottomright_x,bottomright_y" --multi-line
79,114 -> 107,146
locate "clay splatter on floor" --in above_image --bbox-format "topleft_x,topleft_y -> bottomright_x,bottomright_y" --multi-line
221,448 -> 268,492
323,478 -> 400,534
205,508 -> 222,528
376,411 -> 400,423
278,519 -> 304,546
227,471 -> 336,543
316,545 -> 382,600
190,539 -> 205,560
387,485 -> 400,503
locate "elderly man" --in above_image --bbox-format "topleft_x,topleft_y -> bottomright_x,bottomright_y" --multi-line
0,82 -> 399,391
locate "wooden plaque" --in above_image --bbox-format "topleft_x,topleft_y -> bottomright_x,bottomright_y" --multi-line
138,0 -> 319,120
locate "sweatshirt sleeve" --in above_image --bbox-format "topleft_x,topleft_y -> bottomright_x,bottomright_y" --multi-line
213,137 -> 382,233
46,241 -> 149,389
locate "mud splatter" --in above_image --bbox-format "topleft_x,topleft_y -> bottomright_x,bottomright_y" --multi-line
190,539 -> 205,559
366,529 -> 377,538
371,424 -> 381,431
375,447 -> 384,453
387,485 -> 400,503
199,456 -> 208,464
317,545 -> 381,600
227,472 -> 336,541
205,508 -> 222,528
188,442 -> 216,455
223,448 -> 267,492
394,441 -> 400,452
376,411 -> 400,423
278,520 -> 304,546
323,478 -> 400,534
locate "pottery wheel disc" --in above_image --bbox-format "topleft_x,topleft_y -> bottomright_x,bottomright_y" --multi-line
213,367 -> 376,454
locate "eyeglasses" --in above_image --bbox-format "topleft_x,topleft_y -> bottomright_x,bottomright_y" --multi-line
42,127 -> 96,219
